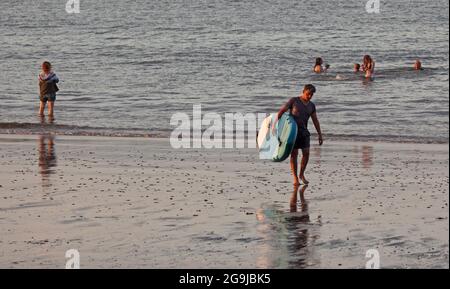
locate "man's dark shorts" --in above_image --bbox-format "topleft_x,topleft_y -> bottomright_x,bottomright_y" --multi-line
294,130 -> 310,150
40,94 -> 56,102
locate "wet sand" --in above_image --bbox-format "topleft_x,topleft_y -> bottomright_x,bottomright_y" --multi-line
0,134 -> 448,268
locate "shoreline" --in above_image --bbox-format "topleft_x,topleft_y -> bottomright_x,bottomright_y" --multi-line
0,134 -> 448,268
0,132 -> 448,146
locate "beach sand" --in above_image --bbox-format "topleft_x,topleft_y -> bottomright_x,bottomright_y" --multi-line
0,134 -> 448,268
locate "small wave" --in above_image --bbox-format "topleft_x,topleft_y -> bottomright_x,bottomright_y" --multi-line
310,67 -> 444,82
64,97 -> 95,102
0,122 -> 164,138
0,122 -> 448,144
317,133 -> 448,145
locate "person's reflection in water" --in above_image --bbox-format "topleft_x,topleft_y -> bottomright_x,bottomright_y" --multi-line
361,145 -> 373,169
38,135 -> 57,188
255,185 -> 321,268
312,145 -> 322,167
286,185 -> 313,268
290,185 -> 309,214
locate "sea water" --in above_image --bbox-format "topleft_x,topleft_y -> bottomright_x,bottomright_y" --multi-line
0,0 -> 448,143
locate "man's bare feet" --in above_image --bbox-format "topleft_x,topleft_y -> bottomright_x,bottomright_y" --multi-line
293,177 -> 300,186
300,175 -> 309,185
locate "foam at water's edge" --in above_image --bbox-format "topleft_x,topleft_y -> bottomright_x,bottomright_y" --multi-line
0,122 -> 448,144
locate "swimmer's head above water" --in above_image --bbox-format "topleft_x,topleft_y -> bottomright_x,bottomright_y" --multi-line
314,57 -> 325,73
414,59 -> 423,70
315,57 -> 323,67
354,63 -> 361,72
362,55 -> 375,78
363,55 -> 374,70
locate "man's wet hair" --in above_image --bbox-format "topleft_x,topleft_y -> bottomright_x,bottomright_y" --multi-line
304,84 -> 316,94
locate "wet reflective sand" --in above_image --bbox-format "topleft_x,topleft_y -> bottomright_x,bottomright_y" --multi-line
0,135 -> 448,268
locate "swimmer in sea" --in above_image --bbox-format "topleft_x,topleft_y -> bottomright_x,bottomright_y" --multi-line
362,55 -> 375,79
414,59 -> 423,71
313,57 -> 329,73
354,63 -> 361,73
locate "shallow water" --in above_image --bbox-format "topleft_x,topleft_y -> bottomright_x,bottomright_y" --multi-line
0,0 -> 448,142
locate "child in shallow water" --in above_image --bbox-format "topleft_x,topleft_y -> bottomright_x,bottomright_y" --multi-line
38,61 -> 59,116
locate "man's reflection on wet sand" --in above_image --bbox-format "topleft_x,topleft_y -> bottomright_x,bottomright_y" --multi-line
352,145 -> 374,169
255,185 -> 321,268
287,185 -> 321,268
290,185 -> 309,214
38,135 -> 57,188
312,145 -> 322,166
361,145 -> 373,169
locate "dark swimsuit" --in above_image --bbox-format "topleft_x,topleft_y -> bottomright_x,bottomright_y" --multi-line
286,97 -> 316,150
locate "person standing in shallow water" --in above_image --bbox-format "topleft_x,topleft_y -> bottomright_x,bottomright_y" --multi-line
273,84 -> 323,186
38,61 -> 59,117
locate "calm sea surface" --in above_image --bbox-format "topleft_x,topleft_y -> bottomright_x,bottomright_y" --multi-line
0,0 -> 448,142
